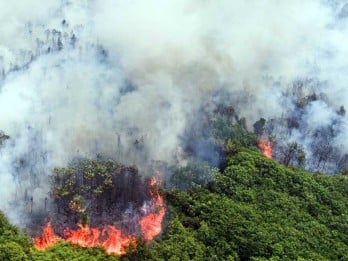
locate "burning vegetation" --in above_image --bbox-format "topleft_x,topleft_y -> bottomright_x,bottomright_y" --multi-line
32,159 -> 166,255
0,116 -> 348,260
2,1 -> 348,260
11,99 -> 346,257
258,140 -> 272,159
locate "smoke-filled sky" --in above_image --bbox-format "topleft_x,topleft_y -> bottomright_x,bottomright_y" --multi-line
1,0 -> 348,224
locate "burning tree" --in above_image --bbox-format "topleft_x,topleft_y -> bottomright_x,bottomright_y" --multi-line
34,158 -> 166,255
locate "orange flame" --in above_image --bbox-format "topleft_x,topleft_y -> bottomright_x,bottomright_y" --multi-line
102,226 -> 136,255
258,139 -> 272,159
64,224 -> 101,248
140,177 -> 166,241
33,222 -> 61,250
34,177 -> 165,255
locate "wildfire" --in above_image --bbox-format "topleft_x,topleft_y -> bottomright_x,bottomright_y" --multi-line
140,178 -> 166,241
258,139 -> 272,159
33,222 -> 61,250
64,224 -> 101,248
34,177 -> 166,256
102,226 -> 136,255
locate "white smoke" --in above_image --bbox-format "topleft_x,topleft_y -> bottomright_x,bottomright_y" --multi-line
0,0 -> 348,224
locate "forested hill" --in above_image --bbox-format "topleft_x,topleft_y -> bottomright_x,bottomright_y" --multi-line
1,148 -> 348,260
156,149 -> 348,260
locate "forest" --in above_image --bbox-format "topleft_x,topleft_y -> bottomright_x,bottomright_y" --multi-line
2,1 -> 348,260
0,115 -> 347,261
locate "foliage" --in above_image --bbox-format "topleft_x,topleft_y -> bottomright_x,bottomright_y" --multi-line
0,212 -> 31,260
50,159 -> 147,227
1,105 -> 347,259
168,162 -> 219,191
1,148 -> 348,260
0,242 -> 28,261
210,117 -> 258,149
128,149 -> 348,260
31,242 -> 119,261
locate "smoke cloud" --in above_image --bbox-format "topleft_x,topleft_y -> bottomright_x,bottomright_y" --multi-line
1,0 -> 348,225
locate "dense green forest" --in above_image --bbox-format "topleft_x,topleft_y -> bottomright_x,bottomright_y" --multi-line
1,147 -> 348,260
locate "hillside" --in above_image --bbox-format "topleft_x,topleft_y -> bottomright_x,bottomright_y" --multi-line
1,147 -> 347,260
2,1 -> 348,260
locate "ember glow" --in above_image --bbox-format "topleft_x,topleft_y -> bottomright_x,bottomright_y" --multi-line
258,140 -> 272,159
34,177 -> 165,255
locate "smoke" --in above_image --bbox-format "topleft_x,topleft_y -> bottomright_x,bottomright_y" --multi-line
1,0 -> 348,225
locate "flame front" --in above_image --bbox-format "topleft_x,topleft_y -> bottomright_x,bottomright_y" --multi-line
102,226 -> 136,255
140,178 -> 166,241
34,177 -> 166,255
33,222 -> 61,250
64,224 -> 101,248
258,139 -> 272,159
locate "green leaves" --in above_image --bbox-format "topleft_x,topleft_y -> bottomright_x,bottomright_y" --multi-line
160,149 -> 348,260
1,147 -> 347,260
169,162 -> 219,191
0,242 -> 28,261
31,242 -> 119,261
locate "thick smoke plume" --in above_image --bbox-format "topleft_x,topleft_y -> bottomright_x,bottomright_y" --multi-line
1,0 -> 348,225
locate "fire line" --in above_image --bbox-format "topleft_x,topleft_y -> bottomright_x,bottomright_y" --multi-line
34,177 -> 166,255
